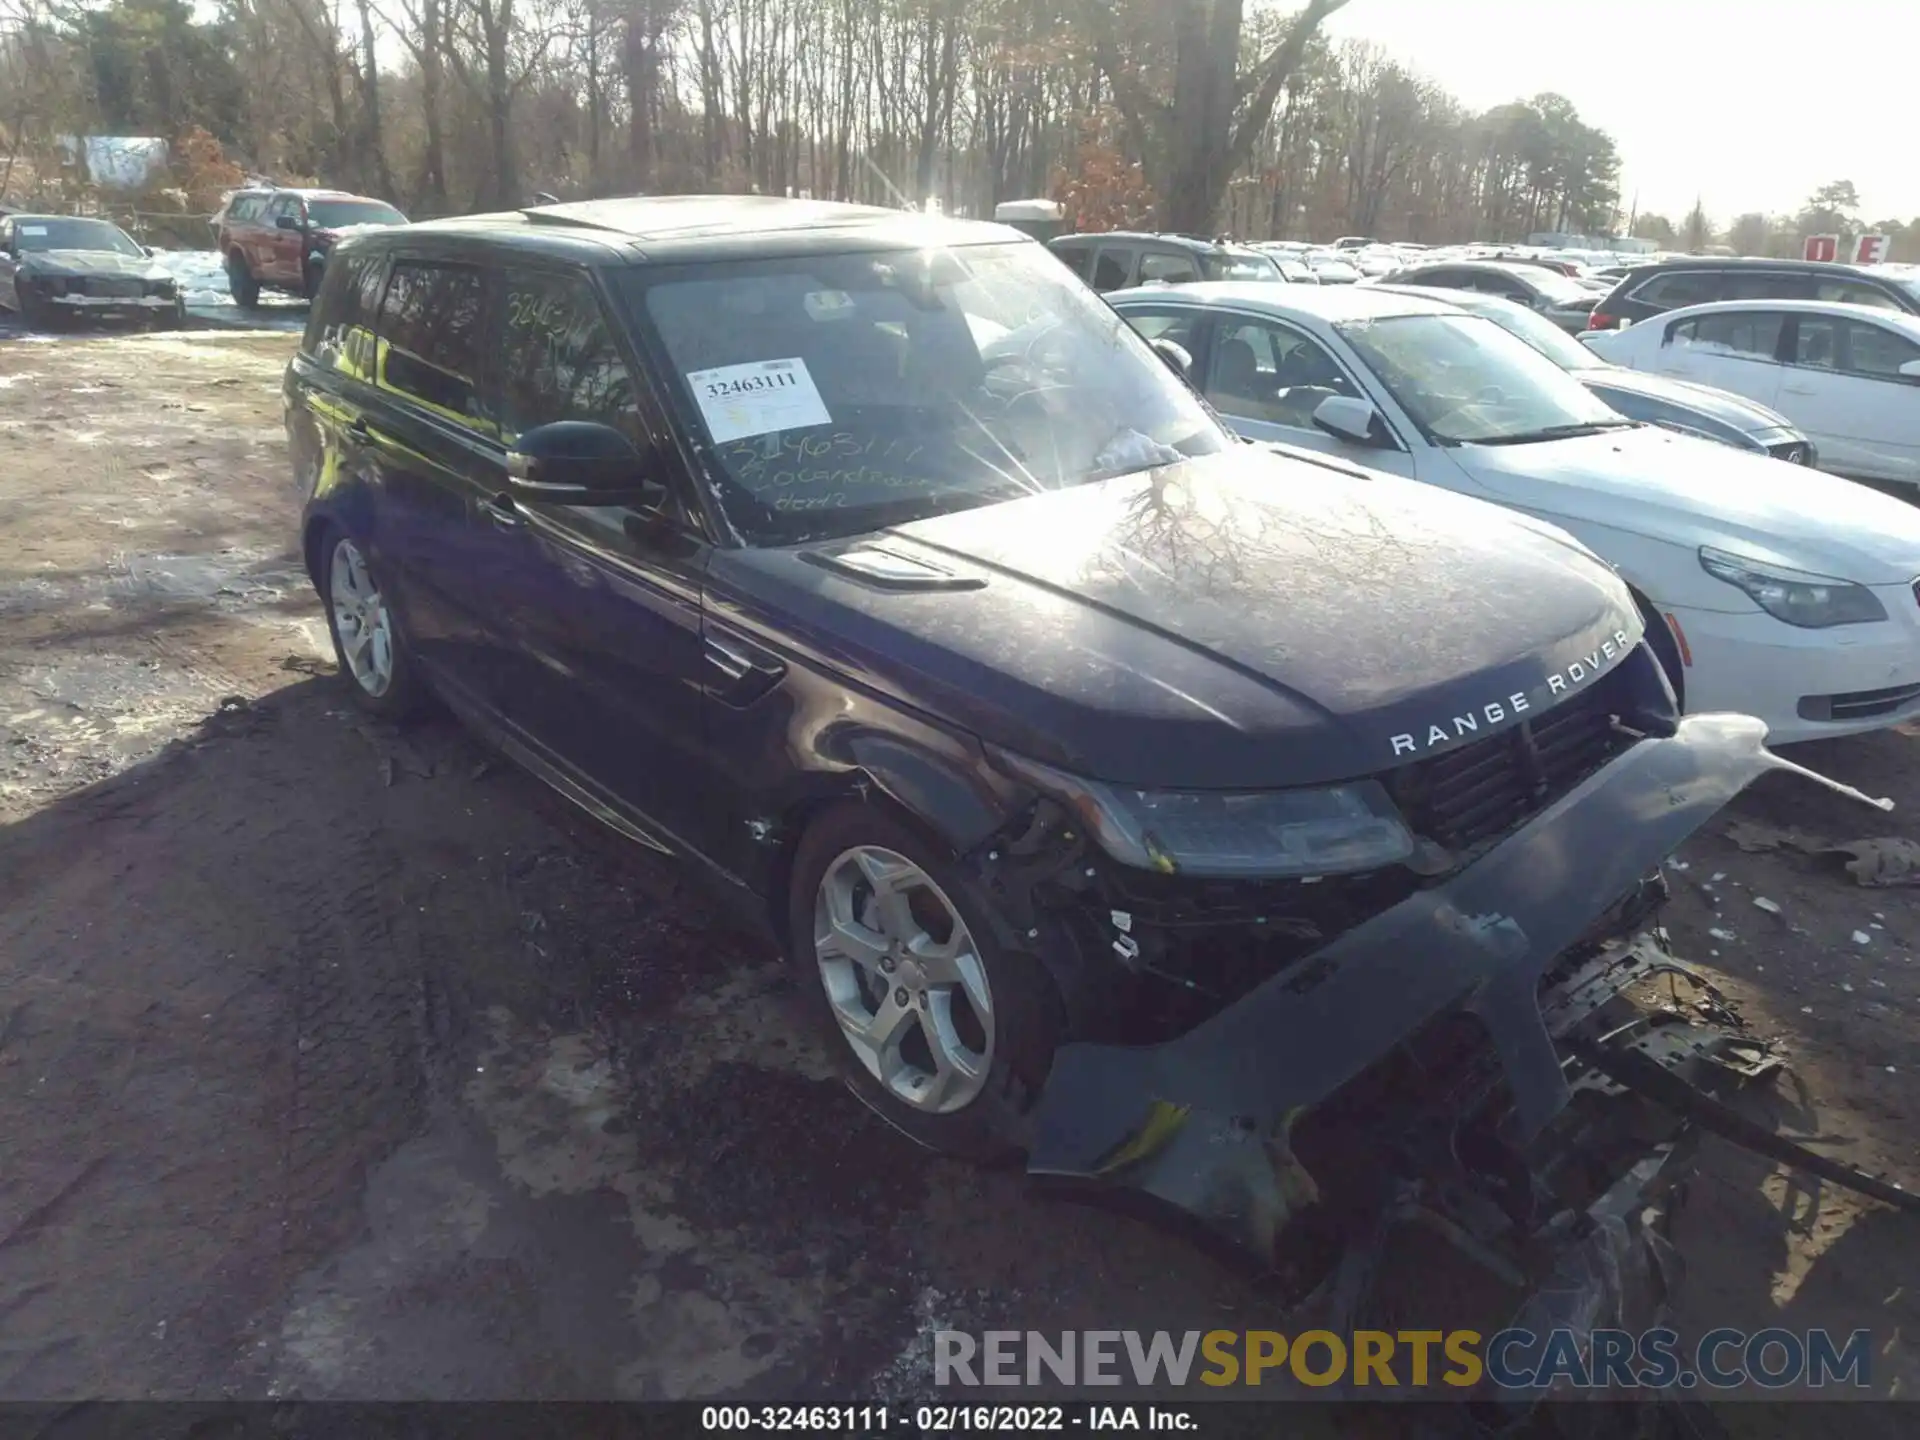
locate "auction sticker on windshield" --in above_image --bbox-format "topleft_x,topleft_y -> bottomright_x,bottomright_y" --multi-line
686,357 -> 832,443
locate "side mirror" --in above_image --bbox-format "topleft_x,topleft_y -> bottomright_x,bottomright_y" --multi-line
1899,360 -> 1920,380
1150,338 -> 1193,378
1312,395 -> 1390,447
506,420 -> 666,507
276,215 -> 302,232
141,243 -> 154,257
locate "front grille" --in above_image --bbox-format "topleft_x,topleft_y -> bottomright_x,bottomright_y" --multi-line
1388,663 -> 1634,853
1798,683 -> 1920,723
1769,441 -> 1811,465
84,277 -> 143,298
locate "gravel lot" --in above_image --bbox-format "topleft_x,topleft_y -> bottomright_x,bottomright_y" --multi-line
0,329 -> 1914,1426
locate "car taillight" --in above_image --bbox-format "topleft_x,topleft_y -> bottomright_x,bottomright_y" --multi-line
1590,310 -> 1619,330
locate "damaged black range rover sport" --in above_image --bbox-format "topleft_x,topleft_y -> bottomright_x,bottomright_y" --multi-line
290,198 -> 1892,1335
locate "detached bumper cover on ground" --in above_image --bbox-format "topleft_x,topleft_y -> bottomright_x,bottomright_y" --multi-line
1026,712 -> 1811,1256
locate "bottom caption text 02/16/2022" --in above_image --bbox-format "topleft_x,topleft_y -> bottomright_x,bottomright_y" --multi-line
698,1406 -> 1201,1435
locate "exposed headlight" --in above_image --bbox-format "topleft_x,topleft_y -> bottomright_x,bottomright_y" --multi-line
150,276 -> 178,296
990,749 -> 1416,878
1699,546 -> 1887,628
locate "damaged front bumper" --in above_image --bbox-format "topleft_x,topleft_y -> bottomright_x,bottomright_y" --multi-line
1025,712 -> 1871,1263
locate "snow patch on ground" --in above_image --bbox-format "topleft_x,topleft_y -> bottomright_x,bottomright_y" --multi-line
153,248 -> 234,308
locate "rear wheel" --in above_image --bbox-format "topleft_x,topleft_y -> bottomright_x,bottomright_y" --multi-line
787,802 -> 1062,1163
226,252 -> 260,309
318,528 -> 426,719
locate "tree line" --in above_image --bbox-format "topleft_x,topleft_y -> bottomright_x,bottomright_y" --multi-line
1,0 -> 1643,246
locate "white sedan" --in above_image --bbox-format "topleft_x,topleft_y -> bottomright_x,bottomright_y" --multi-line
1582,299 -> 1920,491
1108,282 -> 1920,744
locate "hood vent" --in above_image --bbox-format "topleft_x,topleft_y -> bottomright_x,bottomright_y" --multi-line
801,546 -> 986,593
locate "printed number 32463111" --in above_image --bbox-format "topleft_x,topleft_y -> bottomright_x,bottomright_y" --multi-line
704,372 -> 797,400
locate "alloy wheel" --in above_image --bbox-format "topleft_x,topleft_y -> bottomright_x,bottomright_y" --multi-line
812,845 -> 994,1114
329,537 -> 395,697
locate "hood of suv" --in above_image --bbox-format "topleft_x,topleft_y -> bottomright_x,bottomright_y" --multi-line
710,448 -> 1642,790
1454,424 -> 1920,583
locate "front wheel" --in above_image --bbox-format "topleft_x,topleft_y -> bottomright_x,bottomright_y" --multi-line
227,252 -> 260,309
787,802 -> 1062,1163
318,528 -> 426,719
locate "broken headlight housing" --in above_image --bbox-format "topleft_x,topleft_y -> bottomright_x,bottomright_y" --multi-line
1699,546 -> 1886,629
989,748 -> 1415,879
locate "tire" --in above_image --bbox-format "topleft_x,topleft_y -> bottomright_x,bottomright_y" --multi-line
227,252 -> 260,309
317,526 -> 427,720
786,801 -> 1063,1163
16,288 -> 49,331
303,259 -> 324,300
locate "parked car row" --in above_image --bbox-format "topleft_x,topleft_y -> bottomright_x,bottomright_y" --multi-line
282,196 -> 1915,1268
1107,278 -> 1920,744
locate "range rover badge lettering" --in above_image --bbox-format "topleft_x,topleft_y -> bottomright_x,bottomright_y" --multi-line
1389,629 -> 1633,759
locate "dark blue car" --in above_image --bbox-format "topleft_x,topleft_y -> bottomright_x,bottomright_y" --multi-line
285,196 -> 1826,1277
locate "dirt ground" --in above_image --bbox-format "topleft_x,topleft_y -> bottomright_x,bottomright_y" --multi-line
0,330 -> 1914,1424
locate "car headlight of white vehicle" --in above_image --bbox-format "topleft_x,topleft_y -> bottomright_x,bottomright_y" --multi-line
1698,546 -> 1888,629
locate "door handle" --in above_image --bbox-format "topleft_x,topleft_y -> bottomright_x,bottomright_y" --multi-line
346,417 -> 372,441
482,494 -> 522,529
1781,384 -> 1817,396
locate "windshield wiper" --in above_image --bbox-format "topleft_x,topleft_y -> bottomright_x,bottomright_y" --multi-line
1466,419 -> 1639,446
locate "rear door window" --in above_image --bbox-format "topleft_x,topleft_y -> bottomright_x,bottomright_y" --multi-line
1721,271 -> 1814,301
1091,248 -> 1132,291
374,259 -> 491,429
1818,278 -> 1903,310
304,249 -> 389,374
1631,271 -> 1723,308
1138,251 -> 1201,284
1670,310 -> 1787,360
1788,316 -> 1842,370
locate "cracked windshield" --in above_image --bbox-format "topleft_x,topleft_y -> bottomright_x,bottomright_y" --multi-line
626,243 -> 1228,542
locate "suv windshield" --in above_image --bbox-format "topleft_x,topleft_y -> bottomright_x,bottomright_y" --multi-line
1338,313 -> 1630,446
623,241 -> 1229,544
307,199 -> 407,228
1205,251 -> 1281,281
13,218 -> 142,256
